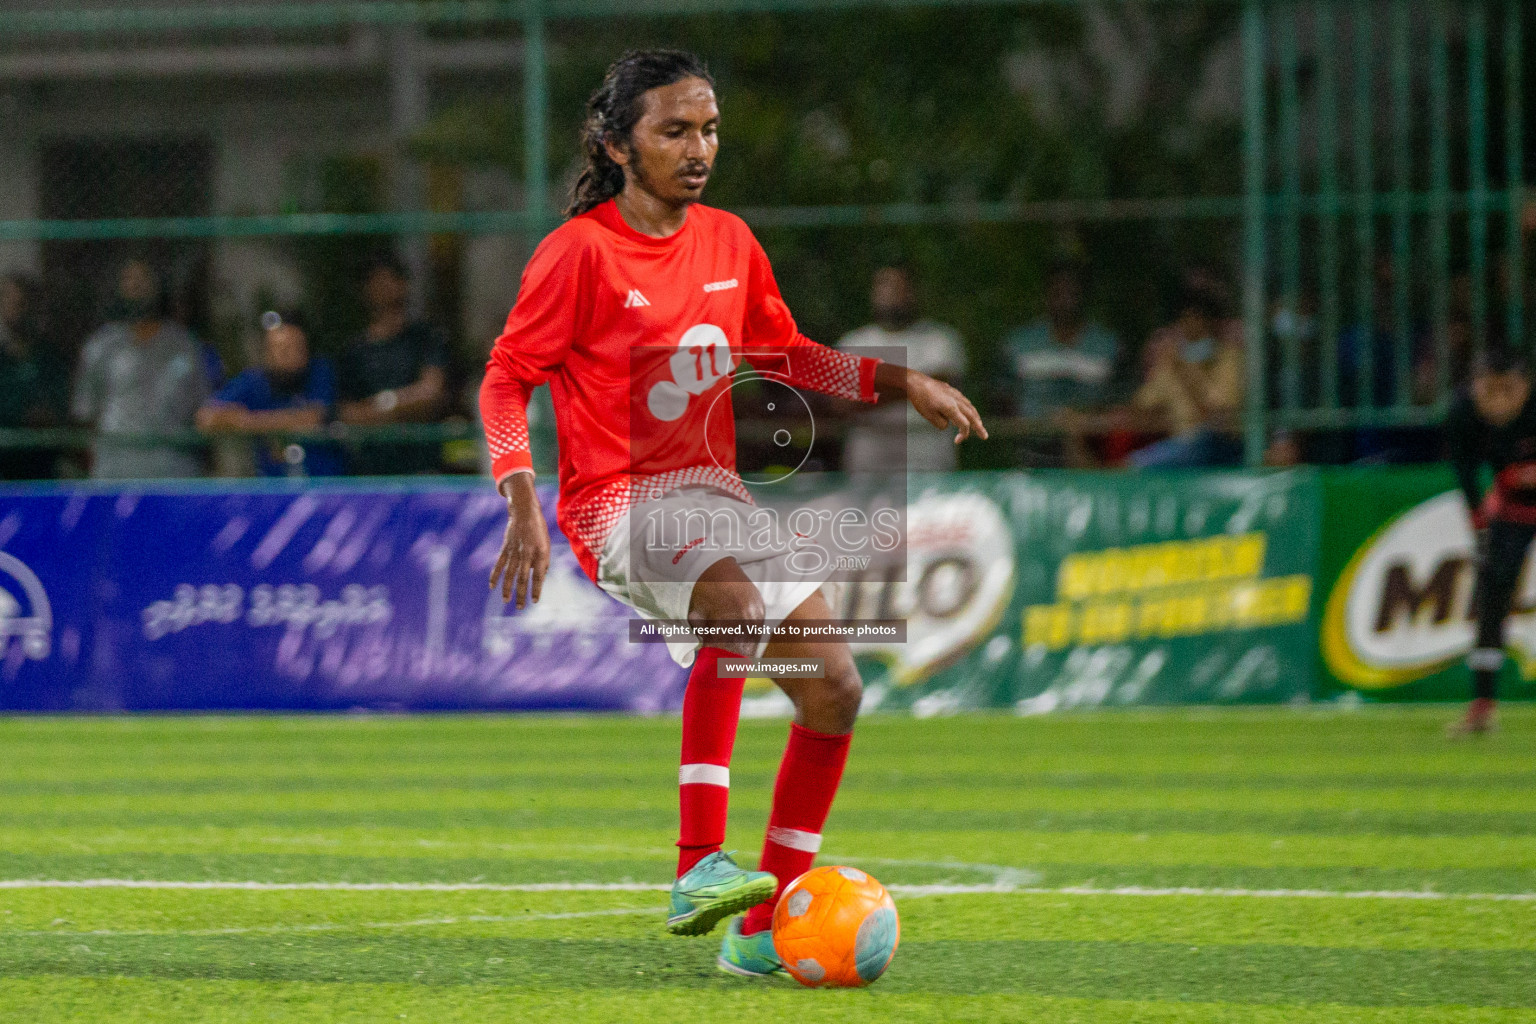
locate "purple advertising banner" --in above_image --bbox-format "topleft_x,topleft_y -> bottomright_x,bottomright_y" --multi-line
0,481 -> 687,712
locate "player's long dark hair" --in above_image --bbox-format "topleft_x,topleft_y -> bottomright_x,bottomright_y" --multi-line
566,49 -> 714,218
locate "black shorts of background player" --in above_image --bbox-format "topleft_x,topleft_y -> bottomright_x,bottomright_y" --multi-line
1446,345 -> 1536,735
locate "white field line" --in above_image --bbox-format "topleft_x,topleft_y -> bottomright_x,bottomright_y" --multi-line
10,907 -> 655,939
0,880 -> 666,893
1013,885 -> 1536,903
2,878 -> 1535,902
0,878 -> 1003,897
841,857 -> 1042,888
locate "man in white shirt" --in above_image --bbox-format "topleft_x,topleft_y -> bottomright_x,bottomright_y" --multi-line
72,260 -> 210,479
836,266 -> 966,472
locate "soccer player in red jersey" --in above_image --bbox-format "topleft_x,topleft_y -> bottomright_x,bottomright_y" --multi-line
481,50 -> 986,975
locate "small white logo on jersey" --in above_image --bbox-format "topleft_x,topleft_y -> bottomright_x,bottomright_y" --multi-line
623,289 -> 651,308
703,279 -> 739,293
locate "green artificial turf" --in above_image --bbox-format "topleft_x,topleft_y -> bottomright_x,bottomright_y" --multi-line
1,707 -> 1533,1022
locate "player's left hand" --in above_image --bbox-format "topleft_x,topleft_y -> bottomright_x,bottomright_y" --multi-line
904,370 -> 989,443
490,473 -> 551,610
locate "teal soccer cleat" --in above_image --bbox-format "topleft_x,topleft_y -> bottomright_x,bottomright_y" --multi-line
717,916 -> 785,977
666,851 -> 776,937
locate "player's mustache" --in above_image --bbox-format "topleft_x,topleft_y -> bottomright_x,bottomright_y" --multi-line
679,162 -> 711,178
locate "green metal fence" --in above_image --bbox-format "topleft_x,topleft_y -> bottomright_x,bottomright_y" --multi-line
1245,0 -> 1526,466
0,0 -> 1527,468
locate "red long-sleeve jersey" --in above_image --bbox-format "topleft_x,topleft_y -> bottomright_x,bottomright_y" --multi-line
481,199 -> 882,578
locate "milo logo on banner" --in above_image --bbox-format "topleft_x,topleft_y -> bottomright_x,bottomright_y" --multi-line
1322,490 -> 1536,688
842,490 -> 1016,685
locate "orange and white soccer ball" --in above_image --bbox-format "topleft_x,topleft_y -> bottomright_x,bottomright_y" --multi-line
771,865 -> 900,987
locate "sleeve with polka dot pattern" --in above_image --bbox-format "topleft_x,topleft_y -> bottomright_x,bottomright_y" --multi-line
480,227 -> 591,485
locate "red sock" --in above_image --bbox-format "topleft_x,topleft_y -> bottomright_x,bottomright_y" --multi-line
676,647 -> 743,877
740,723 -> 852,935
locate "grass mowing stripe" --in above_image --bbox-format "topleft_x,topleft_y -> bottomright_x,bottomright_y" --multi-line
58,826 -> 1522,873
12,889 -> 1535,953
0,853 -> 680,885
5,854 -> 1532,895
5,826 -> 1531,871
3,934 -> 1534,1006
9,808 -> 1536,837
4,981 -> 1534,1024
5,772 -> 1533,797
9,786 -> 1531,815
5,878 -> 1536,902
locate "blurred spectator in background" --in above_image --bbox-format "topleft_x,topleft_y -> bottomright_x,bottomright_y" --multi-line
1262,292 -> 1324,464
1338,256 -> 1405,411
1413,271 -> 1477,407
72,259 -> 209,479
197,310 -> 343,477
0,273 -> 70,480
837,265 -> 966,472
1267,291 -> 1317,409
1004,260 -> 1120,466
1343,255 -> 1443,463
1264,430 -> 1304,466
1125,279 -> 1245,468
337,255 -> 448,475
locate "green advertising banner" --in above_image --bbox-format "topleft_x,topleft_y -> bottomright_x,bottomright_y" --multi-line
729,466 -> 1513,712
790,470 -> 1322,714
1315,467 -> 1536,703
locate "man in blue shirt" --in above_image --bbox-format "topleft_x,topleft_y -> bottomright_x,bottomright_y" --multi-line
1004,261 -> 1120,465
197,310 -> 343,477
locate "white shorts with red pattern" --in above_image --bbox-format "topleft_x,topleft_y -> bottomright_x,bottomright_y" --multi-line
595,486 -> 839,667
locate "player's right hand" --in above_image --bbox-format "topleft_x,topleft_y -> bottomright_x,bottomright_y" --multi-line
490,473 -> 551,609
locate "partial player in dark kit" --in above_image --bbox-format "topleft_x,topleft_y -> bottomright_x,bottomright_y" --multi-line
1447,345 -> 1536,735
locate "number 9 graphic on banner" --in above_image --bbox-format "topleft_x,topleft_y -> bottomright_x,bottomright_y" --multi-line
647,324 -> 734,422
